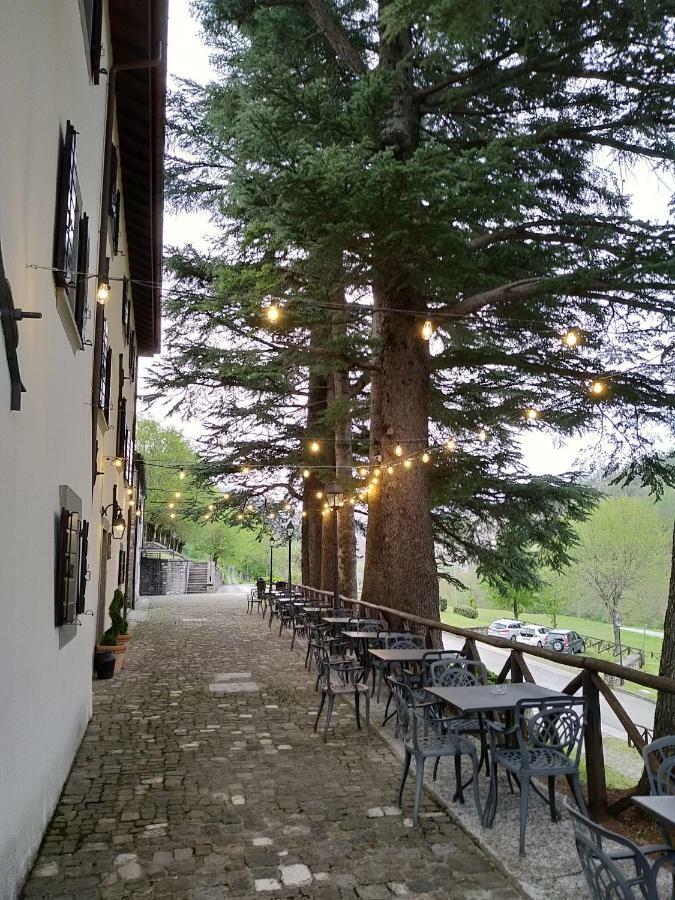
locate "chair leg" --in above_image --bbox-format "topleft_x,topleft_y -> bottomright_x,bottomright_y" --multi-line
454,754 -> 464,804
570,774 -> 588,816
323,695 -> 335,743
470,752 -> 482,819
354,692 -> 361,730
364,691 -> 371,736
547,776 -> 558,822
433,756 -> 440,781
305,642 -> 312,669
413,756 -> 426,828
399,751 -> 412,805
313,692 -> 326,733
518,777 -> 530,856
483,762 -> 498,827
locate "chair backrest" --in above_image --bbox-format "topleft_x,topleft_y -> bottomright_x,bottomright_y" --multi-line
429,659 -> 487,687
564,799 -> 655,900
353,619 -> 387,632
642,735 -> 675,796
386,677 -> 419,748
256,578 -> 266,598
515,697 -> 586,770
385,633 -> 425,650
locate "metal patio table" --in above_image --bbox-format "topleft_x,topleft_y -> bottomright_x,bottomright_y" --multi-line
633,796 -> 675,842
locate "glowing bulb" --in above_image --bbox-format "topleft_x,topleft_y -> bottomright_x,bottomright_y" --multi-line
175,491 -> 181,499
208,504 -> 214,511
373,467 -> 381,477
127,488 -> 133,497
358,467 -> 367,477
268,512 -> 275,519
309,440 -> 320,454
525,408 -> 539,421
321,509 -> 328,517
394,445 -> 403,457
301,510 -> 307,518
168,502 -> 175,509
223,493 -> 230,500
284,503 -> 291,511
478,428 -> 487,442
387,465 -> 394,475
204,513 -> 210,520
179,467 -> 186,480
422,452 -> 430,463
302,468 -> 310,478
135,508 -> 141,517
404,459 -> 412,469
563,330 -> 579,348
236,513 -> 244,521
129,499 -> 135,507
96,281 -> 110,304
266,303 -> 280,323
114,457 -> 123,470
445,438 -> 456,452
242,466 -> 251,474
421,319 -> 434,341
316,491 -> 323,500
170,512 -> 176,520
590,380 -> 605,396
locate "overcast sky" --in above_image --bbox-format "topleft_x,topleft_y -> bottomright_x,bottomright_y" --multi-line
141,0 -> 674,479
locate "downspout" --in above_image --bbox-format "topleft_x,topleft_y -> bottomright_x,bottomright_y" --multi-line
91,42 -> 163,485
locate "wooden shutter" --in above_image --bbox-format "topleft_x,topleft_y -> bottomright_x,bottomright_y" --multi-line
77,520 -> 89,615
116,397 -> 127,458
122,277 -> 130,340
90,0 -> 103,84
74,213 -> 89,337
98,319 -> 109,410
103,348 -> 112,423
55,508 -> 80,626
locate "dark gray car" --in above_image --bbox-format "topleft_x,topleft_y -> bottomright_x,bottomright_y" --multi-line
543,629 -> 586,654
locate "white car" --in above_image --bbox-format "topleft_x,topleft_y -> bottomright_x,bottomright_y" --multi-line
487,619 -> 525,640
516,624 -> 550,647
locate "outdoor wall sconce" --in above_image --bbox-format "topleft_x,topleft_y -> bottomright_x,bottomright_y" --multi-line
0,243 -> 42,411
102,486 -> 126,540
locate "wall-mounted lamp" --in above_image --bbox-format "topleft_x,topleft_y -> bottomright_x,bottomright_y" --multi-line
102,486 -> 126,540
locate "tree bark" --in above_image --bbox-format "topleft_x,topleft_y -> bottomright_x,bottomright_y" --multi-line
320,377 -> 337,591
653,522 -> 675,739
302,338 -> 328,587
333,291 -> 357,600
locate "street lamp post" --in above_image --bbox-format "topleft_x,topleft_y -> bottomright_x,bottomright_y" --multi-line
286,521 -> 294,597
324,483 -> 344,612
269,539 -> 274,593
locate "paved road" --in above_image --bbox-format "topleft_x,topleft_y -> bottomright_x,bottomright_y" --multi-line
442,633 -> 654,741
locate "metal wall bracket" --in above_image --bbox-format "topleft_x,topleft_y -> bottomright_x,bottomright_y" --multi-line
0,244 -> 42,411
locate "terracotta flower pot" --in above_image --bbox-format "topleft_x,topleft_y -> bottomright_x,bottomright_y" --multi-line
117,633 -> 131,645
95,643 -> 126,672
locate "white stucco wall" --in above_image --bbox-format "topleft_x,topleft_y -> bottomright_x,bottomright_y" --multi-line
0,4 -> 143,896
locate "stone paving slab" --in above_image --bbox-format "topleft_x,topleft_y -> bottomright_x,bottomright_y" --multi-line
21,588 -> 523,900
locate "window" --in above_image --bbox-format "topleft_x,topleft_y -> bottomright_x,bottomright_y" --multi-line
99,319 -> 112,422
77,520 -> 89,615
54,124 -> 81,296
116,397 -> 127,459
79,0 -> 103,83
129,332 -> 137,381
124,429 -> 134,485
55,508 -> 81,626
74,214 -> 89,338
121,277 -> 130,341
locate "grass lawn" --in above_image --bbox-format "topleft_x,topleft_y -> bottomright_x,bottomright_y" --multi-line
440,606 -> 662,700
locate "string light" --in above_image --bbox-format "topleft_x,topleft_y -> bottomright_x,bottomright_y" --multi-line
309,440 -> 320,454
422,452 -> 430,463
129,499 -> 135,507
96,281 -> 110,304
478,429 -> 487,442
223,493 -> 230,500
236,513 -> 244,521
590,380 -> 606,397
302,468 -> 310,478
445,439 -> 456,451
358,467 -> 367,477
283,503 -> 291,511
135,509 -> 141,518
387,465 -> 394,475
394,445 -> 403,457
404,459 -> 412,469
168,502 -> 175,509
114,457 -> 123,470
242,466 -> 251,474
179,467 -> 186,480
373,467 -> 381,477
170,512 -> 176,520
524,408 -> 539,421
208,504 -> 214,511
316,491 -> 323,499
421,319 -> 434,341
126,488 -> 133,497
301,510 -> 308,518
175,491 -> 182,499
563,329 -> 579,348
268,512 -> 275,519
266,302 -> 280,323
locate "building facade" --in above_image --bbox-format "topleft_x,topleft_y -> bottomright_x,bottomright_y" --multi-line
0,2 -> 167,896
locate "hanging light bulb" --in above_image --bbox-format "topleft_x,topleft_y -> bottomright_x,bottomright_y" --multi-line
236,513 -> 244,521
175,491 -> 182,499
445,438 -> 456,452
268,512 -> 275,519
524,408 -> 539,421
309,440 -> 320,454
394,445 -> 403,457
204,513 -> 210,520
179,467 -> 186,480
223,493 -> 230,500
301,510 -> 308,518
358,466 -> 367,477
127,487 -> 133,497
135,508 -> 141,518
373,467 -> 381,478
404,459 -> 412,469
114,457 -> 123,470
129,498 -> 135,507
208,504 -> 214,511
563,329 -> 579,348
478,428 -> 487,442
170,512 -> 176,520
302,468 -> 310,478
590,380 -> 606,397
266,302 -> 280,323
422,451 -> 430,463
242,466 -> 251,475
168,501 -> 175,509
421,319 -> 434,341
315,491 -> 323,500
387,465 -> 394,476
96,281 -> 110,304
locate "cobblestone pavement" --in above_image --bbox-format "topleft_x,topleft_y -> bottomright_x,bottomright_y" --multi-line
21,588 -> 523,900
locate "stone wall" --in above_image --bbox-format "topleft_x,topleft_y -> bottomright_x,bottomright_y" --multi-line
140,559 -> 189,595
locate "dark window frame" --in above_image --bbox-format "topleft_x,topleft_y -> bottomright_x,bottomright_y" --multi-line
78,0 -> 103,84
55,508 -> 81,627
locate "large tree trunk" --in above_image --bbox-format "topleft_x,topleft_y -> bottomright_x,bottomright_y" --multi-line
320,377 -> 337,591
653,521 -> 675,739
333,292 -> 357,601
361,291 -> 439,620
302,342 -> 328,587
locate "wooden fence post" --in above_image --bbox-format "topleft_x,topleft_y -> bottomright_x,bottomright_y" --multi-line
510,650 -> 523,683
582,669 -> 607,818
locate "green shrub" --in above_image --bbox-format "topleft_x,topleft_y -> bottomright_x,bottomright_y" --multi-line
99,629 -> 118,646
108,589 -> 125,637
453,605 -> 478,619
439,596 -> 448,612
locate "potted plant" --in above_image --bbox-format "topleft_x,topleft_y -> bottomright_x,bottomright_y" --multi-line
93,636 -> 117,679
115,592 -> 131,645
94,590 -> 128,672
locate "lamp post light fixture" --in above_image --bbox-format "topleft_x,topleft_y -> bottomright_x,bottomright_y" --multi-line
285,521 -> 294,597
324,482 -> 344,611
102,486 -> 126,541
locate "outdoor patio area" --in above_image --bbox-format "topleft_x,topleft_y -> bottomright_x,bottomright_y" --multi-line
21,587 -> 532,900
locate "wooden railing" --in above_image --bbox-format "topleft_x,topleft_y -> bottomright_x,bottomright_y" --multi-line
294,583 -> 675,818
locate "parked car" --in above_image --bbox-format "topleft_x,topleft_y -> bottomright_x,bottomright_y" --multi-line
544,629 -> 586,654
517,624 -> 550,647
488,619 -> 525,640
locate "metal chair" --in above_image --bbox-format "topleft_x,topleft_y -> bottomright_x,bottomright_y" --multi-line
314,646 -> 370,742
371,633 -> 425,701
565,799 -> 675,900
483,696 -> 587,855
644,736 -> 675,797
387,677 -> 481,828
